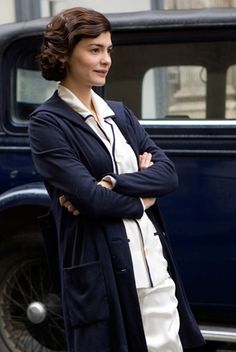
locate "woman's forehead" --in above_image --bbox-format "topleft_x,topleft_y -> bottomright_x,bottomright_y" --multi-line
80,32 -> 112,47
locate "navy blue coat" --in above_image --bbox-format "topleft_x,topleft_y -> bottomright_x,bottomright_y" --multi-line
29,91 -> 205,352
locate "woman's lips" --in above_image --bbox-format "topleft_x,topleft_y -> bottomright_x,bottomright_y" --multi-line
94,70 -> 108,77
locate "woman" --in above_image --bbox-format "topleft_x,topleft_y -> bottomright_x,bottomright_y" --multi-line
29,7 -> 205,352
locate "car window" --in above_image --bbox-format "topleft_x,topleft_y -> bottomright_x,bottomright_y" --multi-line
16,68 -> 56,122
9,38 -> 236,124
225,64 -> 236,119
105,41 -> 236,120
142,65 -> 206,120
3,38 -> 57,125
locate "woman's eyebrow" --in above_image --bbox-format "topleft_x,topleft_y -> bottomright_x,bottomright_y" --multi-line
88,44 -> 113,48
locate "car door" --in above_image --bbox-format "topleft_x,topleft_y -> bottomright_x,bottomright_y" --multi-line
105,16 -> 236,334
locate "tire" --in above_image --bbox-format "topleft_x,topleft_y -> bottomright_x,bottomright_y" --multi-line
0,228 -> 66,352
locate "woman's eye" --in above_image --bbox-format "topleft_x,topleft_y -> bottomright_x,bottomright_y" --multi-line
91,48 -> 99,54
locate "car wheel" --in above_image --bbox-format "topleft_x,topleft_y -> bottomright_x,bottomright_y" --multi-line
0,229 -> 66,352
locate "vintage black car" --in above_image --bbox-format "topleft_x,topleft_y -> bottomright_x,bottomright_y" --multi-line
0,8 -> 236,352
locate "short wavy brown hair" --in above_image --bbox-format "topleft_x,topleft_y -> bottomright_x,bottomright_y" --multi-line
39,7 -> 111,81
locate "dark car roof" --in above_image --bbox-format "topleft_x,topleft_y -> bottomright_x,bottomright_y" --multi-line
110,8 -> 236,30
1,8 -> 236,50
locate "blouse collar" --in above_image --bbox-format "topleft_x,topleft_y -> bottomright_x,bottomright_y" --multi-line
57,83 -> 115,121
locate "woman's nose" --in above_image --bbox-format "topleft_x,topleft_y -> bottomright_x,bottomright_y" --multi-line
101,52 -> 111,65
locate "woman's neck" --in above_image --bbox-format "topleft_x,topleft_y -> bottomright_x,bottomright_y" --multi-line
61,79 -> 93,112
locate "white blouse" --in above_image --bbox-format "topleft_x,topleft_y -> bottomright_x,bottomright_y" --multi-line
58,84 -> 169,288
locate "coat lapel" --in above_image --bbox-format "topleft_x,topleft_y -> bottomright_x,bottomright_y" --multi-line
107,100 -> 140,159
33,91 -> 114,159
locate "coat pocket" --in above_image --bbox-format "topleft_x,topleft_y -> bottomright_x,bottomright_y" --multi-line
63,261 -> 109,327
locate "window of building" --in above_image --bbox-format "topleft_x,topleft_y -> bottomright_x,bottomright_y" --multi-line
225,65 -> 236,119
142,66 -> 206,120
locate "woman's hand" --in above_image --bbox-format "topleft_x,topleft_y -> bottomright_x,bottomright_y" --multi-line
60,153 -> 154,215
139,152 -> 153,170
141,197 -> 156,210
97,179 -> 113,189
59,179 -> 112,215
59,195 -> 80,216
139,152 -> 156,208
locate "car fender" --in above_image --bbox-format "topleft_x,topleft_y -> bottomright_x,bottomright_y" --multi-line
0,182 -> 50,211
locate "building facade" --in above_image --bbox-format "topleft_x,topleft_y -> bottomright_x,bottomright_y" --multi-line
1,0 -> 236,24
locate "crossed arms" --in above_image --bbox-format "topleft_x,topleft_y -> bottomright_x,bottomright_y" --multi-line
29,111 -> 178,219
59,152 -> 155,216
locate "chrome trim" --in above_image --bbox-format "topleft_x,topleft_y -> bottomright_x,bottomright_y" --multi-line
27,302 -> 47,324
163,150 -> 236,155
0,146 -> 30,150
200,325 -> 236,342
140,120 -> 236,127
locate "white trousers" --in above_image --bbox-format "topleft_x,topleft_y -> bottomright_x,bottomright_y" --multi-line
137,276 -> 183,352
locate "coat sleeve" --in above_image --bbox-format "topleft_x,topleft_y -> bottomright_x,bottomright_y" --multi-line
29,114 -> 143,219
109,105 -> 178,198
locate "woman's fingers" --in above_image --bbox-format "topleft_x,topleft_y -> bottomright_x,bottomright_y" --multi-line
59,195 -> 66,206
139,152 -> 153,170
59,195 -> 80,216
97,180 -> 112,189
142,197 -> 156,209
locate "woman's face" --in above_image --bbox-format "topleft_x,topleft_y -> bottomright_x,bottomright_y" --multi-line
65,31 -> 112,88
